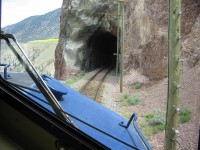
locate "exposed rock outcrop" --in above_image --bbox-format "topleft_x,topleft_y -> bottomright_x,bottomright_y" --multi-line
125,0 -> 168,80
182,13 -> 200,68
54,0 -> 70,80
55,0 -> 118,79
55,0 -> 200,81
125,0 -> 200,80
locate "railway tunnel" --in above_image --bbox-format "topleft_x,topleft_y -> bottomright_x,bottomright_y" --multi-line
80,29 -> 117,71
54,0 -> 121,79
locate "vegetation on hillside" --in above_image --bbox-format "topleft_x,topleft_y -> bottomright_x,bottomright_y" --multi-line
179,107 -> 192,123
30,38 -> 59,43
1,40 -> 58,76
2,9 -> 61,42
120,93 -> 141,106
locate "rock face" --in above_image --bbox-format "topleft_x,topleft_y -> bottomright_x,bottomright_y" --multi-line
55,0 -> 118,79
125,0 -> 168,80
182,4 -> 200,68
125,0 -> 200,80
55,0 -> 200,80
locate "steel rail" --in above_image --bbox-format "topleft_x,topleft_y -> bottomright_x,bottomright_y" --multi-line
80,67 -> 105,93
80,67 -> 112,101
94,68 -> 112,100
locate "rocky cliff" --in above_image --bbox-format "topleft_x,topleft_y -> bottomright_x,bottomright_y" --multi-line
125,0 -> 200,80
55,0 -> 118,79
55,0 -> 200,81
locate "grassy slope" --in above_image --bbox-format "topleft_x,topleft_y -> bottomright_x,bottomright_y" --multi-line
1,39 -> 58,76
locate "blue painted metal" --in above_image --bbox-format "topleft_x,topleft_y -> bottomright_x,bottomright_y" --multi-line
41,74 -> 68,95
120,113 -> 152,150
119,113 -> 136,128
133,114 -> 152,150
41,74 -> 68,101
24,74 -> 152,150
0,64 -> 11,79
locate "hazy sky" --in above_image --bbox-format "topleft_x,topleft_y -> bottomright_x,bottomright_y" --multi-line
1,0 -> 63,27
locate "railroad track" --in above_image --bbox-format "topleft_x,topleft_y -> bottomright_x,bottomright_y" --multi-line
80,67 -> 112,102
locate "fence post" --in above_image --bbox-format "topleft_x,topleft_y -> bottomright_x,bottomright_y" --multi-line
164,0 -> 181,149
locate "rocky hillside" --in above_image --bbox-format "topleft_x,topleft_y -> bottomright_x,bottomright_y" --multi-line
55,0 -> 200,82
125,0 -> 200,81
2,8 -> 61,42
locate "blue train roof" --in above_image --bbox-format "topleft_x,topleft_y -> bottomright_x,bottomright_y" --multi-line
25,74 -> 151,150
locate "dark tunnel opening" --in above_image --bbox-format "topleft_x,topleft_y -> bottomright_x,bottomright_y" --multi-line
85,29 -> 117,71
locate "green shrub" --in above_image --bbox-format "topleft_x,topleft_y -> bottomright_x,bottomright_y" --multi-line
120,94 -> 140,106
145,114 -> 154,119
120,94 -> 129,102
141,125 -> 158,137
144,109 -> 166,134
148,127 -> 158,134
148,109 -> 166,126
156,124 -> 165,131
179,107 -> 192,123
127,95 -> 140,105
65,79 -> 77,86
121,93 -> 129,99
65,71 -> 85,86
133,82 -> 143,89
118,109 -> 132,119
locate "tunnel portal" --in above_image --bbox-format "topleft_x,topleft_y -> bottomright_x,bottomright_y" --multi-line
83,29 -> 117,71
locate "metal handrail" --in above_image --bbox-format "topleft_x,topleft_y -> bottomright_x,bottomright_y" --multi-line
119,113 -> 152,150
0,64 -> 11,79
